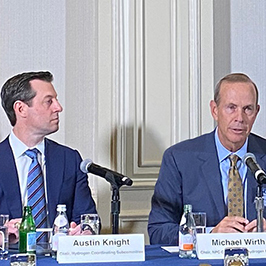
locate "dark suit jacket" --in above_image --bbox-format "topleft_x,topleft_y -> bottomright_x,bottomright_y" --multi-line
0,137 -> 97,226
148,130 -> 266,245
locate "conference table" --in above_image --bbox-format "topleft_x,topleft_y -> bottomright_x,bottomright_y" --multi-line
2,245 -> 266,265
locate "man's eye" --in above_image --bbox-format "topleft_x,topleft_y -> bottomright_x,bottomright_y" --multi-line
244,106 -> 254,115
225,105 -> 236,114
227,105 -> 236,110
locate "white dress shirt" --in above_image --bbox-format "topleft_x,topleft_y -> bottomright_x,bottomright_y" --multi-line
9,130 -> 47,208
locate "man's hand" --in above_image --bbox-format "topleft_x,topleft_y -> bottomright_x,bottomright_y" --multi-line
244,218 -> 266,232
68,222 -> 92,236
211,216 -> 249,233
6,218 -> 22,244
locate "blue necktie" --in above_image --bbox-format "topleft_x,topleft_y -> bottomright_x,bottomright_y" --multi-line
25,148 -> 48,242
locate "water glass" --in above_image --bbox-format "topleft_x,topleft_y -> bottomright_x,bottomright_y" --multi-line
0,214 -> 9,260
36,228 -> 53,256
224,247 -> 249,266
192,212 -> 206,233
80,214 -> 100,235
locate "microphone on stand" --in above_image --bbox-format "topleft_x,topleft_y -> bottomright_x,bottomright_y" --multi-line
242,153 -> 266,184
80,159 -> 133,234
80,158 -> 133,187
243,152 -> 266,233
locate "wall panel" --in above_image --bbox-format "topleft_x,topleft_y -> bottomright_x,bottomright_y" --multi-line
107,0 -> 214,244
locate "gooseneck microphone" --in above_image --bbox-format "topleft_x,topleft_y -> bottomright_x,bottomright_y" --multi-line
80,159 -> 133,187
242,153 -> 266,184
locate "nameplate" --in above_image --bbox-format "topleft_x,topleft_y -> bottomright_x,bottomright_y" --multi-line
196,232 -> 266,259
57,234 -> 145,264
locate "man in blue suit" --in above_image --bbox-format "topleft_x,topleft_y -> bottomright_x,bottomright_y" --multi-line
148,73 -> 266,245
0,71 -> 98,243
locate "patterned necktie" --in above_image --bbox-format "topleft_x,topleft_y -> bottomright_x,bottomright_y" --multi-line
25,148 -> 48,242
228,154 -> 244,217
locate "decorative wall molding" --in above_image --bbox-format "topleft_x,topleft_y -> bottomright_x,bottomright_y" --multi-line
111,0 -> 213,185
189,0 -> 202,138
119,210 -> 150,244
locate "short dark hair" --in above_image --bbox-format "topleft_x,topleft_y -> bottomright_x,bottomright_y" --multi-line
1,71 -> 53,126
214,73 -> 259,106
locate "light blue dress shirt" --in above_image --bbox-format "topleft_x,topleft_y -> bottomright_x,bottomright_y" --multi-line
214,128 -> 248,218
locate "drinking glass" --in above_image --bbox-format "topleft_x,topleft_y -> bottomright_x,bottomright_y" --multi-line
192,212 -> 206,234
0,214 -> 9,260
80,214 -> 100,235
36,228 -> 53,256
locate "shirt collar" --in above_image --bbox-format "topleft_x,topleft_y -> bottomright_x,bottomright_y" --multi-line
9,130 -> 45,159
214,127 -> 248,163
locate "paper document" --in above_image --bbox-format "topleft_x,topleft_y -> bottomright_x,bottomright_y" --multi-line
161,246 -> 179,253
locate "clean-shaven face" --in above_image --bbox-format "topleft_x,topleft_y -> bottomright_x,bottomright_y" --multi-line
25,79 -> 63,138
210,81 -> 259,152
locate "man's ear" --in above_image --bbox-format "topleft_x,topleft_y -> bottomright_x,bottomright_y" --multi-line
256,104 -> 260,116
210,100 -> 218,121
13,100 -> 28,118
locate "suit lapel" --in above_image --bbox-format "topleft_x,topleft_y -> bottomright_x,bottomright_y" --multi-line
45,139 -> 64,225
200,153 -> 226,219
198,132 -> 226,219
246,169 -> 257,220
197,132 -> 266,221
0,137 -> 22,218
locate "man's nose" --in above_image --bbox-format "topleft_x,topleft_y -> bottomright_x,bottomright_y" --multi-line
54,100 -> 63,112
235,108 -> 244,122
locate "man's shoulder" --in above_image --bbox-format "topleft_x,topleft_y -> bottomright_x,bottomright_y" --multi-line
248,133 -> 266,153
45,138 -> 77,154
0,136 -> 11,150
162,131 -> 216,162
166,131 -> 214,152
0,136 -> 9,144
249,132 -> 266,142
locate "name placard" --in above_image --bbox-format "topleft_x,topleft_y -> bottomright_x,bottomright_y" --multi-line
196,232 -> 266,259
57,234 -> 145,264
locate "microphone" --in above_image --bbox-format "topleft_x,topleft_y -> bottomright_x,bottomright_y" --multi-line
80,159 -> 133,187
243,153 -> 266,184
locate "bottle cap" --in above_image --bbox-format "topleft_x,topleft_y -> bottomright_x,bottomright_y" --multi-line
57,204 -> 67,212
183,204 -> 192,212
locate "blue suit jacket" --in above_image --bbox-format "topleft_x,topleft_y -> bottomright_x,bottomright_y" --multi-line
148,131 -> 266,245
0,137 -> 97,226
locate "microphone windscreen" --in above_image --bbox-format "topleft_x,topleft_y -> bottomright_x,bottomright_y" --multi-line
242,152 -> 256,164
80,158 -> 93,173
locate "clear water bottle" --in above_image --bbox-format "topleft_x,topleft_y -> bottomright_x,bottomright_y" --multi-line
52,204 -> 69,258
178,204 -> 197,258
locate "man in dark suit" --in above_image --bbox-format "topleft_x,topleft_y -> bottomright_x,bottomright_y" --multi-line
148,73 -> 266,245
0,71 -> 97,243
